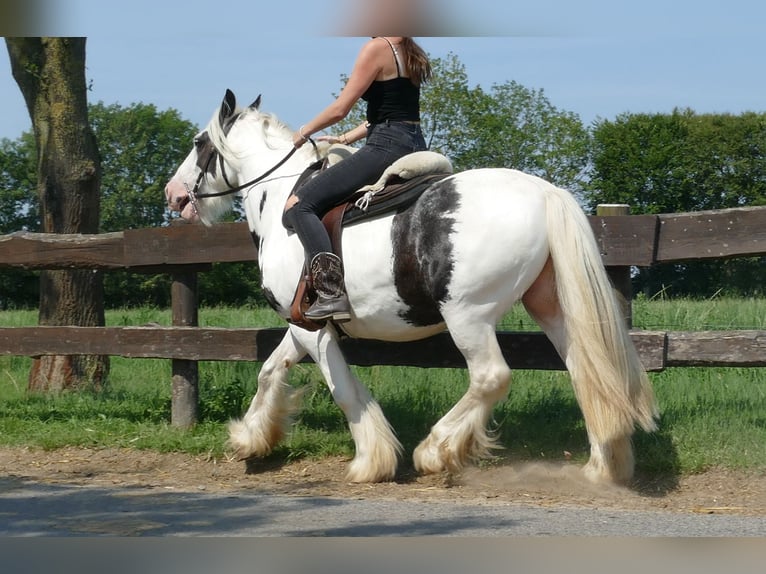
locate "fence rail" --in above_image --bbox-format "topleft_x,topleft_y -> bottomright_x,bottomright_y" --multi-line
2,205 -> 764,271
1,326 -> 766,370
2,205 -> 765,426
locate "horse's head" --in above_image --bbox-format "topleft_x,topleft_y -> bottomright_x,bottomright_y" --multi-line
165,89 -> 261,225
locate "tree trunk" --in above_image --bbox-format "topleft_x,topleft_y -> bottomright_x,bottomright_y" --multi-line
5,37 -> 109,392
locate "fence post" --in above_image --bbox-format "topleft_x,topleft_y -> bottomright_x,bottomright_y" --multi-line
171,269 -> 199,428
596,203 -> 633,328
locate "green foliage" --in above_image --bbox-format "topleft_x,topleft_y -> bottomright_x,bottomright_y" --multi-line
448,80 -> 591,193
586,109 -> 766,213
0,269 -> 38,310
103,271 -> 172,308
199,376 -> 248,422
426,55 -> 592,193
90,101 -> 198,232
587,110 -> 766,213
198,262 -> 267,308
419,53 -> 473,154
635,258 -> 765,299
101,264 -> 266,309
0,133 -> 37,233
587,111 -> 691,213
0,134 -> 39,309
588,110 -> 766,297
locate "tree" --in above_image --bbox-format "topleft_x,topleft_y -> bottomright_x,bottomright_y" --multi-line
90,102 -> 198,232
587,109 -> 766,214
419,53 -> 474,155
5,37 -> 109,391
586,111 -> 693,214
587,110 -> 766,296
450,80 -> 591,193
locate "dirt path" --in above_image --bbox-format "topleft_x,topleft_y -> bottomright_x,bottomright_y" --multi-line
1,446 -> 764,517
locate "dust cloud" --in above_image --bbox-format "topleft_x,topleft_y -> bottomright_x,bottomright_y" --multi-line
457,461 -> 639,506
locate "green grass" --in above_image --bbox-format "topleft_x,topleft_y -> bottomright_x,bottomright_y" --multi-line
1,299 -> 765,477
632,293 -> 766,330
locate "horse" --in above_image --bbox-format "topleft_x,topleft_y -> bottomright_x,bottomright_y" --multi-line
165,90 -> 658,485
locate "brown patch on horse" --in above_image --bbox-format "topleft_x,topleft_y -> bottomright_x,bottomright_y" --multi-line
521,256 -> 560,324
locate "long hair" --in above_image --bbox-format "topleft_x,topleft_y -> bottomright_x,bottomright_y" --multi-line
402,38 -> 432,86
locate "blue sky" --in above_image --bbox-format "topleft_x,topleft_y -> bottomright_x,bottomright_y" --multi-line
1,0 -> 764,140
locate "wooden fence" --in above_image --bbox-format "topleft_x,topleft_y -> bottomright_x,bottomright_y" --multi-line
1,205 -> 765,427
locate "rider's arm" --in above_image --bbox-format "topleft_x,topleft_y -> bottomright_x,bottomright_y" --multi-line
293,40 -> 384,147
340,122 -> 369,144
317,122 -> 369,146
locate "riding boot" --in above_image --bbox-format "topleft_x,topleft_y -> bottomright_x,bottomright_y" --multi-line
304,252 -> 352,322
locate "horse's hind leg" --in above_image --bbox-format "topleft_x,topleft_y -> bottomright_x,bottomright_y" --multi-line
414,320 -> 511,474
294,326 -> 402,483
228,329 -> 307,460
522,258 -> 635,484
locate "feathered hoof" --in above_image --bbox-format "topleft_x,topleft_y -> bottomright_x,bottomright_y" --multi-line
413,437 -> 457,475
345,454 -> 397,483
226,418 -> 275,461
582,440 -> 635,486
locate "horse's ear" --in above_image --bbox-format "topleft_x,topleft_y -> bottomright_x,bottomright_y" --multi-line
249,95 -> 262,110
219,89 -> 237,126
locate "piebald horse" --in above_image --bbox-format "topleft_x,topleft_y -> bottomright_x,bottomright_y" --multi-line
165,90 -> 658,484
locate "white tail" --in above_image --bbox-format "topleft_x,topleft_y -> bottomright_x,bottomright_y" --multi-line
544,186 -> 659,445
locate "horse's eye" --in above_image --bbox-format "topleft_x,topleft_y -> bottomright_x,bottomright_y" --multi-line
193,137 -> 201,147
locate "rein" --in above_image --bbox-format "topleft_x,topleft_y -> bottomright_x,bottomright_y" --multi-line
186,136 -> 318,215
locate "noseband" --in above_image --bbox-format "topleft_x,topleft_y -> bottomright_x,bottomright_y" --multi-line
185,132 -> 317,216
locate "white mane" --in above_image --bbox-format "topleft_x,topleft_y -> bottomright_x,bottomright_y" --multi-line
206,107 -> 246,167
196,106 -> 332,226
258,112 -> 296,150
208,107 -> 332,165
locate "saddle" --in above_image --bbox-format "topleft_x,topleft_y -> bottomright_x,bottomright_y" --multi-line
289,150 -> 453,331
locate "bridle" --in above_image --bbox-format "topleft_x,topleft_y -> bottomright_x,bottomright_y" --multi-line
184,130 -> 317,216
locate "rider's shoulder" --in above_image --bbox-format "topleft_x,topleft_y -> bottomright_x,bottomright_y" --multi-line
358,37 -> 398,57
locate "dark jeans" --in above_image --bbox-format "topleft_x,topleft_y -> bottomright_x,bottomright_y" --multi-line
283,121 -> 427,261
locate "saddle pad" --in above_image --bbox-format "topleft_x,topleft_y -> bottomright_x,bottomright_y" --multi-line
342,172 -> 452,226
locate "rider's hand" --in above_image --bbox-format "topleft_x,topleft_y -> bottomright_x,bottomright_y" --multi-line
316,135 -> 341,144
293,131 -> 307,148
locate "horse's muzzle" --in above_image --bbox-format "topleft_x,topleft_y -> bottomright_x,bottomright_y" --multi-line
165,180 -> 199,222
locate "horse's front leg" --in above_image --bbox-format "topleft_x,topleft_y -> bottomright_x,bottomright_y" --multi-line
293,325 -> 403,483
228,329 -> 307,460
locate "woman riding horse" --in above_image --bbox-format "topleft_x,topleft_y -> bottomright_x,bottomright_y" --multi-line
164,87 -> 658,485
283,37 -> 432,323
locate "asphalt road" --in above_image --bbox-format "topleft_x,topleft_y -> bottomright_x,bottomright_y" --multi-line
1,476 -> 763,537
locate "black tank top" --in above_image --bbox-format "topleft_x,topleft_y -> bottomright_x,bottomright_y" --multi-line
361,38 -> 420,124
